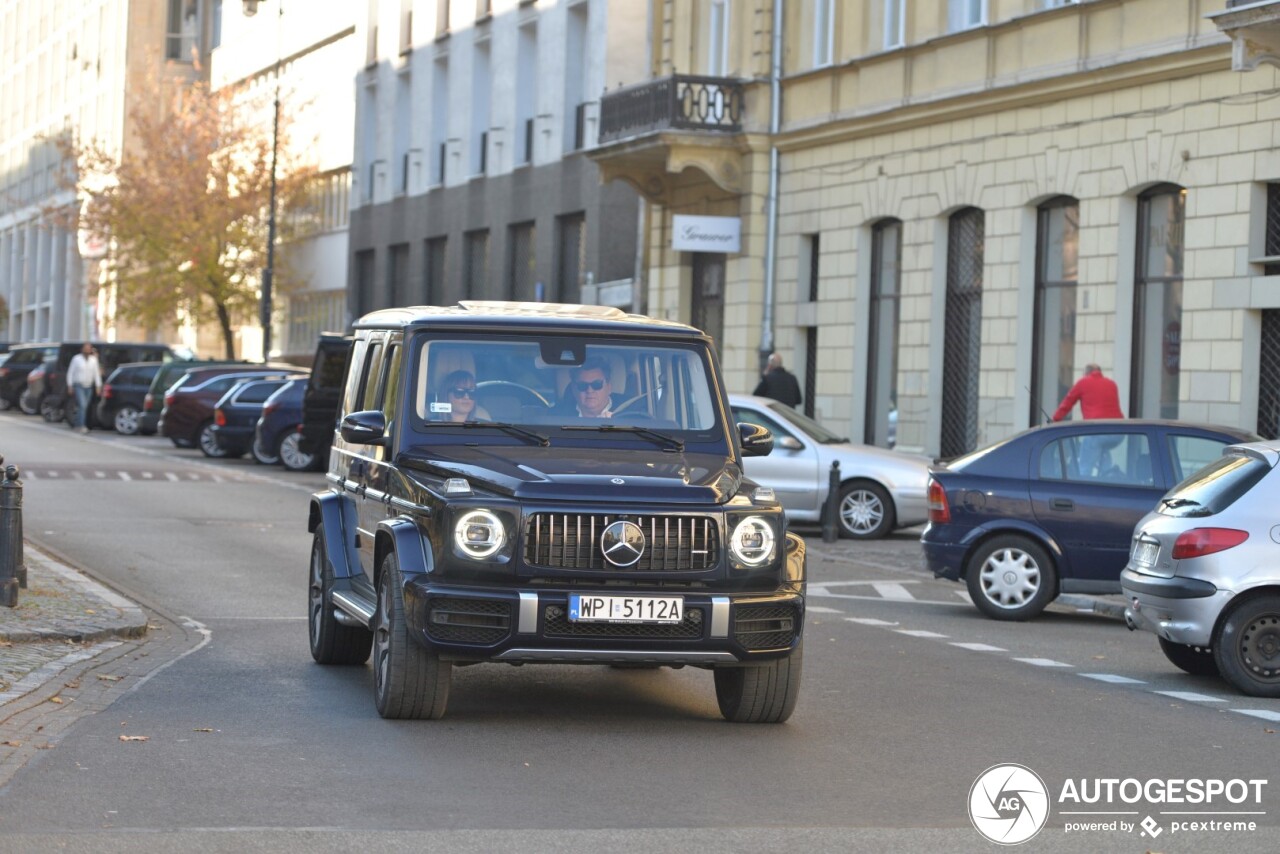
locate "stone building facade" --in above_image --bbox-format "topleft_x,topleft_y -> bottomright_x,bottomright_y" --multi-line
593,0 -> 1280,457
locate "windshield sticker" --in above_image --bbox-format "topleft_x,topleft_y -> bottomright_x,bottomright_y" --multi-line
430,401 -> 453,414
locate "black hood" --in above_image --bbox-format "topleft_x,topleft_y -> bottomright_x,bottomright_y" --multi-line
398,444 -> 741,504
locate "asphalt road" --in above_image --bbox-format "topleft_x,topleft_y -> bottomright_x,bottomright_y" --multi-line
0,411 -> 1276,853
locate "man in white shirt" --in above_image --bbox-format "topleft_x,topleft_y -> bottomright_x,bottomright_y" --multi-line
570,359 -> 614,419
65,343 -> 102,433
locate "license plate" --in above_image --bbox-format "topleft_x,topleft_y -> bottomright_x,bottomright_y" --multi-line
1132,540 -> 1159,567
569,594 -> 683,624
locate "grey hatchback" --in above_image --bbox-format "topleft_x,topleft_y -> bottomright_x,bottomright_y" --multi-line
1122,440 -> 1280,697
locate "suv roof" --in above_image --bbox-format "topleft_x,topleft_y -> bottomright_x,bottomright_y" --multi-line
354,301 -> 703,338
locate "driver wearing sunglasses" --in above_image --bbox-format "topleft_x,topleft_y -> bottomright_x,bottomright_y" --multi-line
570,358 -> 613,419
438,369 -> 488,422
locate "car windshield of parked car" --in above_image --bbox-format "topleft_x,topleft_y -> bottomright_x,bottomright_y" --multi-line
1158,451 -> 1271,517
409,336 -> 720,440
764,401 -> 846,444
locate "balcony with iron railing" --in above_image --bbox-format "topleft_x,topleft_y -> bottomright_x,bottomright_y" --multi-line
590,74 -> 750,204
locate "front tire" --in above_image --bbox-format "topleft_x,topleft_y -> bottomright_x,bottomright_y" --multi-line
713,641 -> 803,723
308,531 -> 372,665
965,535 -> 1057,620
374,552 -> 451,719
278,430 -> 317,471
113,405 -> 142,435
1214,595 -> 1280,698
19,389 -> 39,416
1158,637 -> 1218,676
198,420 -> 229,458
837,481 -> 895,540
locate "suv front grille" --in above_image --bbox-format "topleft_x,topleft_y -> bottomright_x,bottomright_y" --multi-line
524,513 -> 719,571
425,597 -> 512,645
734,604 -> 799,651
542,605 -> 705,639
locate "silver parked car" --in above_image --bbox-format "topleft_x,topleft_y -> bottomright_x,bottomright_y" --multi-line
1122,440 -> 1280,697
729,394 -> 930,539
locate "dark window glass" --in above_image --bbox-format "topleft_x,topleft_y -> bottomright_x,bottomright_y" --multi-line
866,219 -> 901,448
1131,184 -> 1184,419
1031,197 -> 1079,424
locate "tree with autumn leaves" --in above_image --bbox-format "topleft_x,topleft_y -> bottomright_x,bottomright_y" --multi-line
61,81 -> 314,359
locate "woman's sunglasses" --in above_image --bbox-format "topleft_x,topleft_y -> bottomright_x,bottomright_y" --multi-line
573,379 -> 606,392
449,387 -> 476,398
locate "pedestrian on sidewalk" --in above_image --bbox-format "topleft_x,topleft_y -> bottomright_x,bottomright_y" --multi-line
66,343 -> 102,433
1051,363 -> 1123,422
753,352 -> 802,408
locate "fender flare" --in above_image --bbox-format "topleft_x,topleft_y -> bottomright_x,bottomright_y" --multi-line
376,516 -> 432,580
308,490 -> 361,580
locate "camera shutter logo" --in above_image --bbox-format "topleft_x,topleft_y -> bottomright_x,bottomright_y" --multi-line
968,764 -> 1050,845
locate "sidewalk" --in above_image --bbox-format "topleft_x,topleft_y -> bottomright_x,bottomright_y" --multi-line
0,543 -> 148,704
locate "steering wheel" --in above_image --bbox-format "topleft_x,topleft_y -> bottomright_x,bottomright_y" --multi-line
475,380 -> 551,408
612,391 -> 650,415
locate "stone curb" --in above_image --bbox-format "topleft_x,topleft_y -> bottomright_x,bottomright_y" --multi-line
1057,593 -> 1128,621
0,544 -> 149,644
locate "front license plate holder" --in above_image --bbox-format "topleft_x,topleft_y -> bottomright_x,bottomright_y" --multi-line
568,594 -> 684,624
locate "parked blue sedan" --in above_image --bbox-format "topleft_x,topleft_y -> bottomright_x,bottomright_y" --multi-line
922,419 -> 1256,620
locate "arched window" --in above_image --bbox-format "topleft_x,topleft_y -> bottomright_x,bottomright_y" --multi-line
1131,184 -> 1185,419
1030,196 -> 1079,423
941,207 -> 984,458
866,219 -> 901,448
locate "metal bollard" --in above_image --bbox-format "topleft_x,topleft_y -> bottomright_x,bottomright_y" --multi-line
821,460 -> 841,543
0,455 -> 23,607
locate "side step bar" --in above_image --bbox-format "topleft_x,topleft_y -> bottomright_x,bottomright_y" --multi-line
332,590 -> 376,628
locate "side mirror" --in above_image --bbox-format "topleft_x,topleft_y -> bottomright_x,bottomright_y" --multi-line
340,410 -> 387,446
738,422 -> 774,458
777,435 -> 803,451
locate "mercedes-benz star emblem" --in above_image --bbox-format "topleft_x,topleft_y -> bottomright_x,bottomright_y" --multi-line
601,520 -> 645,567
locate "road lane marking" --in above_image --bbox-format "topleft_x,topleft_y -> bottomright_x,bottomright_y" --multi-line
1231,709 -> 1280,722
118,471 -> 131,481
1154,690 -> 1226,703
1080,673 -> 1146,684
872,582 -> 916,601
806,606 -> 843,614
895,629 -> 948,638
1015,657 -> 1073,668
165,472 -> 179,481
950,642 -> 1007,652
845,617 -> 899,626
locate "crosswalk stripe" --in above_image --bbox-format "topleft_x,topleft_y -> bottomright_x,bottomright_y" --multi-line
1231,709 -> 1280,722
895,629 -> 948,638
1154,690 -> 1226,703
1080,673 -> 1145,684
846,617 -> 899,627
1015,657 -> 1073,668
872,582 -> 916,601
950,642 -> 1007,652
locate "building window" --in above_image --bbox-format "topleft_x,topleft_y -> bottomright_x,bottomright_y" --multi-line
437,0 -> 451,37
388,243 -> 410,307
814,0 -> 834,67
394,72 -> 412,195
355,249 -> 376,317
285,169 -> 351,237
709,0 -> 730,75
941,207 -> 984,458
564,2 -> 588,154
517,23 -> 538,165
866,219 -> 901,448
472,42 -> 491,176
211,0 -> 222,49
948,0 -> 985,32
1040,0 -> 1079,8
366,0 -> 379,66
1265,183 -> 1280,276
166,0 -> 199,62
883,0 -> 905,49
804,233 -> 820,419
399,0 -> 413,54
424,237 -> 447,305
464,230 -> 489,298
1259,310 -> 1280,440
692,253 -> 726,351
1031,196 -> 1079,424
556,213 -> 586,304
1131,184 -> 1185,420
508,221 -> 536,301
431,58 -> 449,185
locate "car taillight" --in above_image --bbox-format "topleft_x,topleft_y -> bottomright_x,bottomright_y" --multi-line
164,392 -> 176,406
102,384 -> 114,399
144,393 -> 154,411
927,478 -> 950,524
1171,528 -> 1249,560
263,403 -> 277,416
214,408 -> 227,427
0,368 -> 8,377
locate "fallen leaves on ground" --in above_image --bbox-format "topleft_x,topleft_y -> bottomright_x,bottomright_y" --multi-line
2,740 -> 20,748
193,728 -> 215,733
64,680 -> 81,689
48,697 -> 63,704
118,735 -> 149,742
96,674 -> 123,682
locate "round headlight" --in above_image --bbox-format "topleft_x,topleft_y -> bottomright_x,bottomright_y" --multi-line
729,516 -> 775,566
453,510 -> 506,559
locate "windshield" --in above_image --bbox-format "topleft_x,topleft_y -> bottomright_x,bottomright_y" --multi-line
408,335 -> 722,441
1157,450 -> 1271,518
765,401 -> 846,444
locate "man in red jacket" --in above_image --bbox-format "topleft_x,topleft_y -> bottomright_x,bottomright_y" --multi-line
1052,363 -> 1123,422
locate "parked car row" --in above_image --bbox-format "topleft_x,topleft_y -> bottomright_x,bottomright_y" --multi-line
3,335 -> 353,475
920,417 -> 1279,699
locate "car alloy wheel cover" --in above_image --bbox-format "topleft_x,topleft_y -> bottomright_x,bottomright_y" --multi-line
840,489 -> 884,534
600,520 -> 646,567
308,543 -> 325,646
1239,612 -> 1280,682
253,435 -> 279,465
374,577 -> 393,698
979,548 -> 1041,608
279,431 -> 314,470
115,407 -> 140,434
199,425 -> 223,456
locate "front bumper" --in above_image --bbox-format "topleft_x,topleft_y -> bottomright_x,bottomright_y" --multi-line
402,580 -> 805,665
1120,568 -> 1229,648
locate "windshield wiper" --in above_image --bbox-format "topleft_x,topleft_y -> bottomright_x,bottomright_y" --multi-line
1161,497 -> 1201,509
562,424 -> 685,452
459,421 -> 550,446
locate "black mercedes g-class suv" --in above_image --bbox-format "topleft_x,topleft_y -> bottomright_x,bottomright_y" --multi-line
307,302 -> 804,722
